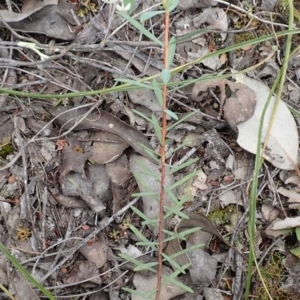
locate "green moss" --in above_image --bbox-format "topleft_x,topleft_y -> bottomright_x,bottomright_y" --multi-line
257,252 -> 297,300
208,204 -> 235,227
0,144 -> 13,158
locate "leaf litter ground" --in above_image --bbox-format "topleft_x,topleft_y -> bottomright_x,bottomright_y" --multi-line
0,0 -> 300,299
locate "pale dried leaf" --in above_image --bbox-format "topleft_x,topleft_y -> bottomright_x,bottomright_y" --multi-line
272,216 -> 300,230
261,204 -> 279,223
188,248 -> 217,285
278,187 -> 300,203
235,75 -> 299,170
90,131 -> 129,164
132,266 -> 185,300
130,154 -> 176,234
285,175 -> 300,187
14,271 -> 40,300
48,106 -> 156,164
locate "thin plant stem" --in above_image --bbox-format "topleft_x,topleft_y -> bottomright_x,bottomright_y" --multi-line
156,1 -> 170,299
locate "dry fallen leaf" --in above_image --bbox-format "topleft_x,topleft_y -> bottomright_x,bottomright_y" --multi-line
90,131 -> 129,164
79,233 -> 108,268
234,74 -> 299,170
63,261 -> 101,285
47,106 -> 156,164
272,217 -> 300,230
191,77 -> 256,132
132,266 -> 185,300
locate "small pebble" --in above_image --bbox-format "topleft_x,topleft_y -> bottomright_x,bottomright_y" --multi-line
8,175 -> 16,184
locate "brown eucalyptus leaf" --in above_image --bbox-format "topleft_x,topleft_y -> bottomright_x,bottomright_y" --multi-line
47,106 -> 156,163
60,172 -> 105,213
60,136 -> 91,178
191,77 -> 256,132
63,261 -> 101,285
51,192 -> 88,208
0,0 -> 57,23
90,131 -> 129,164
11,6 -> 74,40
165,212 -> 247,267
79,233 -> 108,268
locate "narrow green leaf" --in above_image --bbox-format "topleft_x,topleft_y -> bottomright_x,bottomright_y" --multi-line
142,219 -> 159,226
162,272 -> 193,293
128,224 -> 158,250
124,0 -> 136,15
151,114 -> 162,142
118,12 -> 163,46
0,243 -> 55,300
131,207 -> 158,224
162,253 -> 187,274
152,79 -> 163,108
162,230 -> 187,242
168,36 -> 176,68
169,170 -> 200,189
166,142 -> 186,157
167,110 -> 199,131
132,109 -> 152,123
140,10 -> 164,22
165,109 -> 178,120
131,192 -> 158,197
168,0 -> 180,12
296,226 -> 300,241
119,254 -> 157,274
115,78 -> 152,89
136,241 -> 158,247
169,243 -> 204,259
164,196 -> 190,219
140,144 -> 160,162
167,158 -> 199,173
164,204 -> 190,219
134,261 -> 158,272
122,287 -> 155,299
161,68 -> 171,84
163,227 -> 201,242
175,27 -> 212,44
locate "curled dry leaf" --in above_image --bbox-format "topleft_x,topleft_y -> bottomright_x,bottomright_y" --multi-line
191,77 -> 256,133
59,167 -> 109,213
278,187 -> 300,209
106,154 -> 131,213
47,106 -> 156,164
